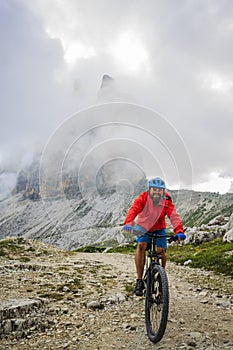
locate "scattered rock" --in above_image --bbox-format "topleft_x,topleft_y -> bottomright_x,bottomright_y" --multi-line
86,301 -> 104,310
223,227 -> 233,243
0,298 -> 47,338
0,238 -> 232,349
184,259 -> 192,266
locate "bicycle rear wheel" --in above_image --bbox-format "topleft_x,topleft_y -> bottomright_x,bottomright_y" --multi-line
145,264 -> 169,343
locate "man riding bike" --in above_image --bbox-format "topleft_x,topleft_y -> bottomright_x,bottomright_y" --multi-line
124,177 -> 186,296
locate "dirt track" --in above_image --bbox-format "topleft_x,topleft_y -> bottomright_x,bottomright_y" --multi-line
0,242 -> 232,349
75,252 -> 233,350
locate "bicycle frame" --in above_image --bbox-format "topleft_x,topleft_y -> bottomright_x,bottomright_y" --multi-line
142,233 -> 172,281
140,232 -> 176,343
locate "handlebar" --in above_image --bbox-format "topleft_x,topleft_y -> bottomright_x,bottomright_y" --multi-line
131,229 -> 178,243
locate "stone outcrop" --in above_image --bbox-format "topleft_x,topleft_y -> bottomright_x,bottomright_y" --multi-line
183,214 -> 230,245
223,213 -> 233,242
0,299 -> 47,339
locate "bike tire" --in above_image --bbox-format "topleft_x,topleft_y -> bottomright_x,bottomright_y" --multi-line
145,264 -> 169,343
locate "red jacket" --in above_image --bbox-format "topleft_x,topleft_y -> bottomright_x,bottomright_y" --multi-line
124,191 -> 184,234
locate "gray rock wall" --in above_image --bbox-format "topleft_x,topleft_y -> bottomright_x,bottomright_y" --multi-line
0,299 -> 47,339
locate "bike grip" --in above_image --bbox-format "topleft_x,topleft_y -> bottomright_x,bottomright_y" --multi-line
168,235 -> 178,243
176,233 -> 186,240
124,224 -> 133,231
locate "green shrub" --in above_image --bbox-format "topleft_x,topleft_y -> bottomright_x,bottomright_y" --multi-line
38,292 -> 64,300
74,246 -> 105,253
168,238 -> 233,277
19,256 -> 31,262
107,244 -> 136,254
124,283 -> 135,294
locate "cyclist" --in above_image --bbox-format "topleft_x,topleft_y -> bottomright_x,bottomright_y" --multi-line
124,177 -> 186,296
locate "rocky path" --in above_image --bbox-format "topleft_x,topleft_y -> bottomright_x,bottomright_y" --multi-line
0,238 -> 232,349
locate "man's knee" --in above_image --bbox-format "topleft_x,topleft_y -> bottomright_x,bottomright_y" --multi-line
137,242 -> 148,253
157,247 -> 166,254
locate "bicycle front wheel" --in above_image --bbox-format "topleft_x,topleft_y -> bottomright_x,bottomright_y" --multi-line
145,264 -> 169,343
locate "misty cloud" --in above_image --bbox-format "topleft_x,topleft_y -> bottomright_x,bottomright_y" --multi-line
0,0 -> 233,193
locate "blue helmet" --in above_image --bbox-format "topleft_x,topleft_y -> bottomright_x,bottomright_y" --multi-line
148,177 -> 166,189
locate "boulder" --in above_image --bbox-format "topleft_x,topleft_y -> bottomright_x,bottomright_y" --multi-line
223,227 -> 233,243
225,213 -> 233,231
222,213 -> 233,243
208,215 -> 227,226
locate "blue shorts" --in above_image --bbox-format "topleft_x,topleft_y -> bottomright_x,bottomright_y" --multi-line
135,225 -> 167,249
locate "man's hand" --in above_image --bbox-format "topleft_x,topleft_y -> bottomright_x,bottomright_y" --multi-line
124,224 -> 133,232
123,225 -> 135,243
176,233 -> 186,240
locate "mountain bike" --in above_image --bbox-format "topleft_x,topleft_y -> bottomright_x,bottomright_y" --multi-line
140,231 -> 177,343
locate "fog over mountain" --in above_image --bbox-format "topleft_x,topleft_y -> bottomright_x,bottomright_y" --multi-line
0,0 -> 233,196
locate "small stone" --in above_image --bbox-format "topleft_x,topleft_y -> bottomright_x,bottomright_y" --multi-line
61,308 -> 69,314
189,331 -> 203,340
86,301 -> 104,310
63,341 -> 71,349
122,323 -> 130,329
199,291 -> 208,297
107,293 -> 126,304
187,340 -> 197,347
101,327 -> 112,334
3,319 -> 12,333
168,318 -> 177,323
130,313 -> 140,319
184,259 -> 192,266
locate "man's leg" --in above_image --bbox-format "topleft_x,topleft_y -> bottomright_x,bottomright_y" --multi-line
135,241 -> 148,279
134,230 -> 151,296
155,229 -> 167,268
156,247 -> 166,268
134,241 -> 148,296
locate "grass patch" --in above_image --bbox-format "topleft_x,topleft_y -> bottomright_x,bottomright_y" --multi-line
73,278 -> 83,288
100,274 -> 116,279
56,266 -> 70,271
0,239 -> 18,248
38,292 -> 64,300
0,239 -> 18,252
168,238 -> 233,278
0,250 -> 7,257
106,244 -> 136,254
74,246 -> 105,253
124,283 -> 135,294
56,278 -> 84,292
19,256 -> 31,262
26,247 -> 36,252
0,239 -> 21,258
73,267 -> 84,274
74,239 -> 132,253
0,237 -> 51,260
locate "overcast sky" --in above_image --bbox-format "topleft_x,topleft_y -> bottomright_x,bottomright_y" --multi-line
0,0 -> 233,194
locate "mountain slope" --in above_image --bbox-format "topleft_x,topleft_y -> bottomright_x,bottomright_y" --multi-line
171,190 -> 233,227
1,187 -> 233,250
0,157 -> 233,249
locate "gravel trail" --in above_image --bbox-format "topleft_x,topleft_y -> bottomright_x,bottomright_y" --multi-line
0,239 -> 232,349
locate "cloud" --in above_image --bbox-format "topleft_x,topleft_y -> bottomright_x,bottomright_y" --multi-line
0,0 -> 233,192
0,0 -> 72,166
